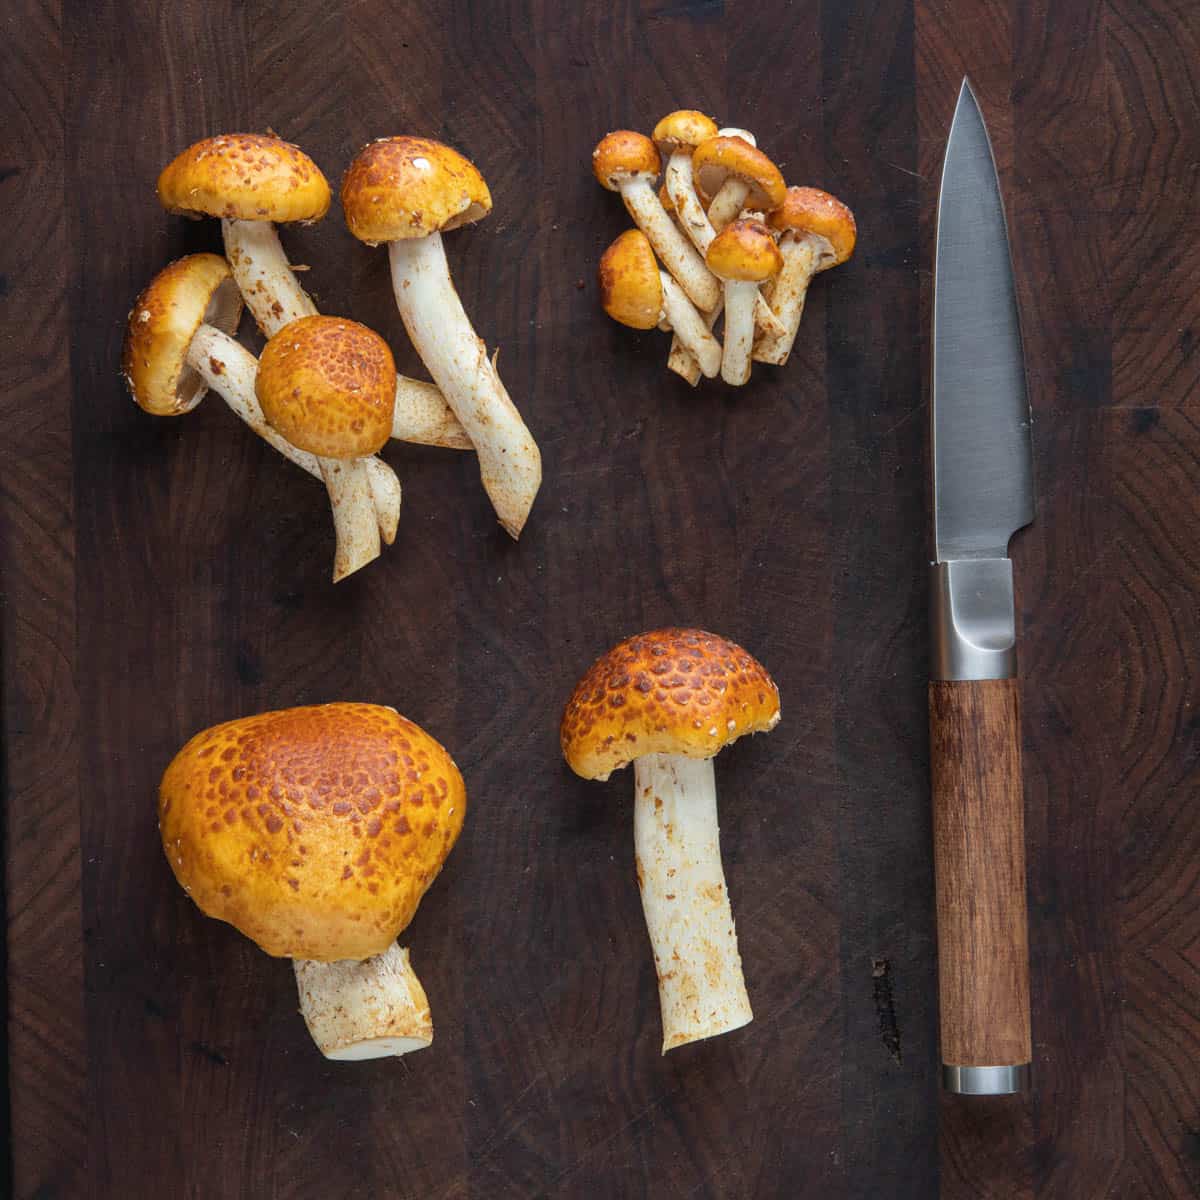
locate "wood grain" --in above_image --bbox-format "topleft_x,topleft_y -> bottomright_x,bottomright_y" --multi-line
1,1 -> 1198,1198
929,679 -> 1031,1069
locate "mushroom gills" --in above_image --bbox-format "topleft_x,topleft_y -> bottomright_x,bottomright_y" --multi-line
295,943 -> 433,1061
387,232 -> 541,539
633,753 -> 753,1053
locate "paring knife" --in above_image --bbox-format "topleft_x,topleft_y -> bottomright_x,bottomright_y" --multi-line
929,79 -> 1035,1096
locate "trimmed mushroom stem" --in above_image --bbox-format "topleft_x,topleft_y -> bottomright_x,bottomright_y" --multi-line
720,280 -> 760,386
295,943 -> 433,1061
633,753 -> 752,1052
223,217 -> 471,452
753,236 -> 827,367
222,218 -> 317,336
668,299 -> 721,387
321,459 -> 381,582
660,274 -> 720,379
618,177 -> 720,312
186,325 -> 392,572
388,233 -> 541,538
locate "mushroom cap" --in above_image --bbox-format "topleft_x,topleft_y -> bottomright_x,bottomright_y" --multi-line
159,703 -> 466,962
706,218 -> 783,283
652,110 -> 720,156
561,629 -> 781,781
692,136 -> 786,212
122,254 -> 244,417
341,136 -> 492,244
598,230 -> 664,330
769,186 -> 858,265
592,131 -> 661,191
157,134 -> 331,223
256,315 -> 396,459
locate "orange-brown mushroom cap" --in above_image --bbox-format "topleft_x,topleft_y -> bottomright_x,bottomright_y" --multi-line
341,136 -> 492,244
692,136 -> 786,213
157,134 -> 331,224
768,186 -> 858,265
652,110 -> 720,156
706,218 -> 783,283
122,253 -> 244,416
592,131 -> 661,191
598,230 -> 664,330
159,703 -> 466,962
561,629 -> 781,781
256,315 -> 396,459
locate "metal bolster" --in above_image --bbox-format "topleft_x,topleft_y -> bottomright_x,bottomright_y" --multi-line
930,559 -> 1017,681
942,1062 -> 1030,1095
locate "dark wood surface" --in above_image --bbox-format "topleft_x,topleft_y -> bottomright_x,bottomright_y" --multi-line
930,679 -> 1031,1068
3,1 -> 1198,1196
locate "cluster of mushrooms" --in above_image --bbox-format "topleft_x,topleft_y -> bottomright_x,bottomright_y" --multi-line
123,133 -> 541,582
594,112 -> 856,387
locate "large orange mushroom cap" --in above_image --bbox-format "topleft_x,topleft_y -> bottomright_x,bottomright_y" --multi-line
706,218 -> 784,283
341,136 -> 492,244
561,629 -> 781,781
652,110 -> 720,156
598,230 -> 664,330
692,136 -> 787,213
157,133 -> 331,223
159,703 -> 466,963
592,130 -> 662,190
768,186 -> 858,266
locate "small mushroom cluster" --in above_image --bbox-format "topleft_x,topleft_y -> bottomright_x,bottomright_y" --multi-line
593,112 -> 857,387
123,133 -> 542,582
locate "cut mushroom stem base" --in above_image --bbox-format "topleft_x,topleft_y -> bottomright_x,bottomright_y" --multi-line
720,280 -> 759,386
753,237 -> 824,366
295,943 -> 433,1061
633,753 -> 753,1053
321,459 -> 381,583
388,233 -> 541,539
186,326 -> 398,564
660,275 -> 721,379
222,218 -> 318,337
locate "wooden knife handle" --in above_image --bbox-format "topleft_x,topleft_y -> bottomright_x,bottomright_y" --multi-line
929,678 -> 1032,1070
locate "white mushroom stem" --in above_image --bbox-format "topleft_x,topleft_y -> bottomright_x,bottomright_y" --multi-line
753,236 -> 829,366
186,325 -> 392,573
388,233 -> 541,539
633,753 -> 752,1053
660,274 -> 720,378
720,280 -> 761,386
618,176 -> 721,312
706,128 -> 757,233
321,459 -> 381,583
222,218 -> 317,336
668,300 -> 721,386
223,217 -> 471,452
294,943 -> 433,1061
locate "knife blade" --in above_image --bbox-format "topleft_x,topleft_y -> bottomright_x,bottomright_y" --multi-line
928,79 -> 1035,1096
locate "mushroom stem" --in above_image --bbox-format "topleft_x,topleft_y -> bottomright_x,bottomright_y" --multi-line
394,378 -> 474,450
633,753 -> 752,1052
660,274 -> 720,379
705,127 -> 757,234
668,300 -> 722,386
387,233 -> 541,538
720,280 -> 759,386
186,325 -> 395,568
619,177 -> 721,312
321,459 -> 381,583
294,943 -> 433,1061
222,218 -> 318,336
752,236 -> 824,366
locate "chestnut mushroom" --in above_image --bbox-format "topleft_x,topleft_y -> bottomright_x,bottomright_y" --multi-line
598,230 -> 721,379
706,219 -> 784,386
561,630 -> 781,1052
693,132 -> 785,233
754,187 -> 858,366
157,133 -> 471,452
122,255 -> 402,550
159,703 -> 465,1060
341,136 -> 542,539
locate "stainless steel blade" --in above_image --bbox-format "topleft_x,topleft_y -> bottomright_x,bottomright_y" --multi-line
933,80 -> 1034,562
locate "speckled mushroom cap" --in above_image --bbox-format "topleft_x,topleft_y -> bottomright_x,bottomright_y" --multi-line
157,134 -> 331,223
341,136 -> 492,244
769,186 -> 858,265
561,629 -> 781,782
256,315 -> 396,459
706,218 -> 784,283
598,230 -> 663,330
652,110 -> 720,156
122,253 -> 244,416
159,703 -> 466,962
692,136 -> 786,213
592,131 -> 661,191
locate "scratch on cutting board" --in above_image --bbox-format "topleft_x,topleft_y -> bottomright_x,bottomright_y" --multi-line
873,958 -> 903,1064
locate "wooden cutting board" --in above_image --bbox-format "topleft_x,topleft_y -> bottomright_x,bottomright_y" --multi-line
3,1 -> 1197,1197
